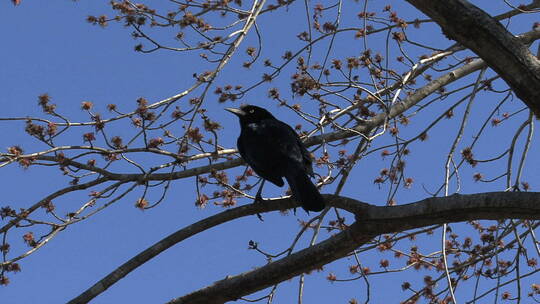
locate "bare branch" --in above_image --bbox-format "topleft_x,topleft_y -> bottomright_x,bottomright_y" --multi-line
69,192 -> 540,304
406,0 -> 540,116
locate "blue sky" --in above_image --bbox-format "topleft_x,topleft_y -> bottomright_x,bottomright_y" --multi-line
1,1 -> 539,303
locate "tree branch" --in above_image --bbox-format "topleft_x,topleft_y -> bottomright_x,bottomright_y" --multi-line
170,192 -> 540,304
405,0 -> 540,116
68,192 -> 540,303
57,29 -> 540,186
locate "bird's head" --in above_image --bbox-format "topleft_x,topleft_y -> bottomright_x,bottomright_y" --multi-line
225,105 -> 275,124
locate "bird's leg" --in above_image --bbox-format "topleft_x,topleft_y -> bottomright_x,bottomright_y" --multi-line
254,180 -> 266,204
254,180 -> 266,221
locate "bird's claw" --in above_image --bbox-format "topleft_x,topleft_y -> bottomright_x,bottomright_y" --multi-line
254,193 -> 265,204
254,194 -> 265,221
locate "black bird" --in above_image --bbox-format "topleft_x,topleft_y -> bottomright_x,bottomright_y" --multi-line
226,105 -> 325,212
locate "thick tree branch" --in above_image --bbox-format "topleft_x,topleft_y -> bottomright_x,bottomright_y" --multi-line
405,0 -> 540,116
68,192 -> 540,303
170,192 -> 540,304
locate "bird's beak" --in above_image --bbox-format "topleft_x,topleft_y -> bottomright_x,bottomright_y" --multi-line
225,107 -> 246,116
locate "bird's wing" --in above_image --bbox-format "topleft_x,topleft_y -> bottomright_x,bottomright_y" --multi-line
267,120 -> 314,175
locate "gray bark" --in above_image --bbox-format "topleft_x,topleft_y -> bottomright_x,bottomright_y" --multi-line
168,192 -> 540,304
405,0 -> 540,116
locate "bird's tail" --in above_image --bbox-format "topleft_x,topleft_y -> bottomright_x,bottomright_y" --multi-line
285,169 -> 325,212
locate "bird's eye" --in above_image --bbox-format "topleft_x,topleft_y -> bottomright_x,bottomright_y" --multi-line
249,109 -> 254,113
